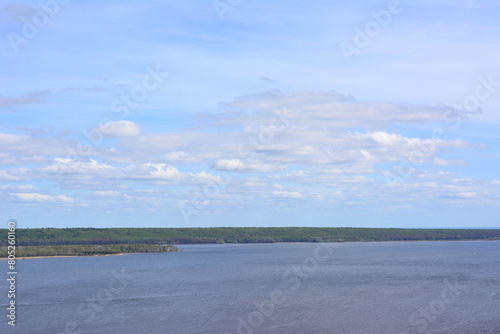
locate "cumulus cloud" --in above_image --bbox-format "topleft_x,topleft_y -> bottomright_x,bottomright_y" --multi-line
1,89 -> 497,215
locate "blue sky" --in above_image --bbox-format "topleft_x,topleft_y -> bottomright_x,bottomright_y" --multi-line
1,0 -> 499,228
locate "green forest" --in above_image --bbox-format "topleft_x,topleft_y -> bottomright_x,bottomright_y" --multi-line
1,227 -> 499,247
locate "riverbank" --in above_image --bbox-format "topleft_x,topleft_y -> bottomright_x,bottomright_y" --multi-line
0,244 -> 181,259
0,253 -> 128,260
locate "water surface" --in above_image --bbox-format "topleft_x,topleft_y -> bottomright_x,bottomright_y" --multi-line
1,241 -> 499,333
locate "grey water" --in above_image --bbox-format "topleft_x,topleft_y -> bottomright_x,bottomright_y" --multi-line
1,241 -> 499,334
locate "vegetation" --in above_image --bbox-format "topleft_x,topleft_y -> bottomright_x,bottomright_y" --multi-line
0,244 -> 180,258
0,227 -> 498,248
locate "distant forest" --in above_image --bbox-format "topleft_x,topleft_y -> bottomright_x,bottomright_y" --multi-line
1,227 -> 499,247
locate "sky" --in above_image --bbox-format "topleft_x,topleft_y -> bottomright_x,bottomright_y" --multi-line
0,0 -> 499,228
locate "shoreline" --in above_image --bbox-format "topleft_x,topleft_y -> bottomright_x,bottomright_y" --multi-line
0,253 -> 128,260
175,238 -> 500,245
1,239 -> 497,259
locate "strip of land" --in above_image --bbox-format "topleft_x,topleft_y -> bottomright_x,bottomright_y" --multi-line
0,243 -> 180,258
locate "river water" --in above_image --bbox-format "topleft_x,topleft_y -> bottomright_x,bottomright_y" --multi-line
1,241 -> 499,333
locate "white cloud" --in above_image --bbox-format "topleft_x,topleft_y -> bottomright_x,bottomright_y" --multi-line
164,151 -> 199,163
98,121 -> 142,137
214,159 -> 245,171
0,132 -> 74,165
0,133 -> 29,144
432,158 -> 467,166
457,192 -> 477,198
131,164 -> 182,180
272,190 -> 305,199
94,190 -> 120,197
215,91 -> 450,130
10,159 -> 222,187
124,164 -> 221,184
12,193 -> 74,203
214,159 -> 280,173
0,89 -> 497,220
43,159 -> 116,176
370,132 -> 402,146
